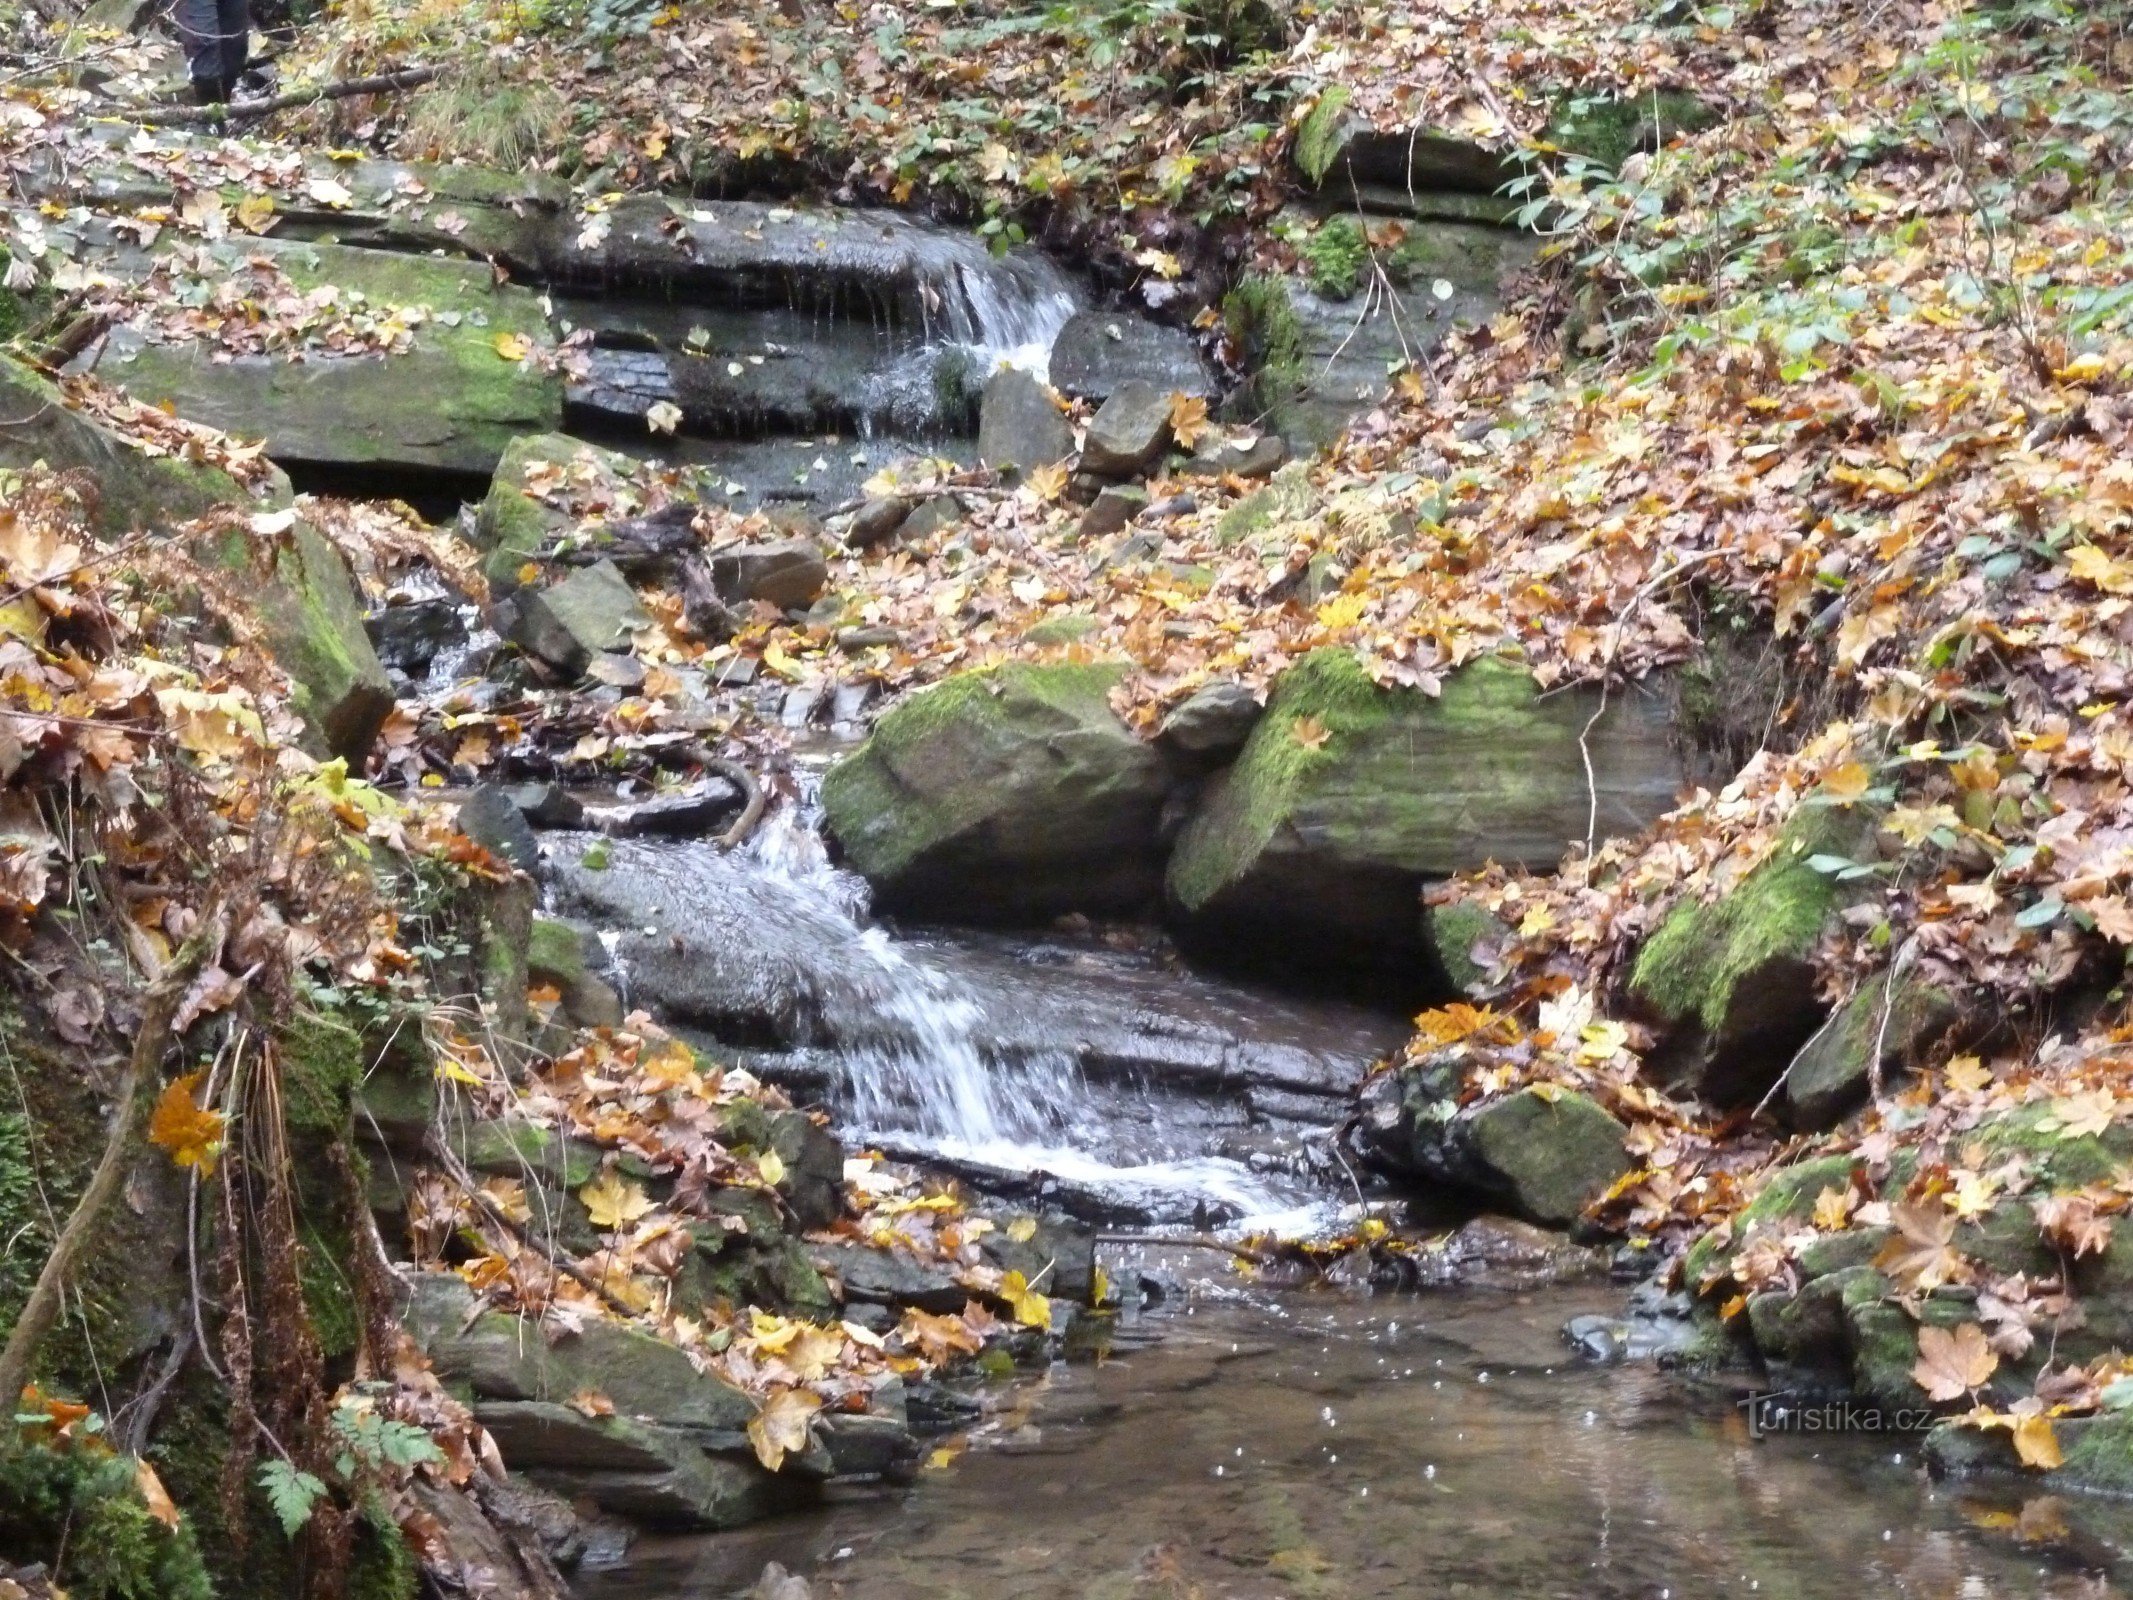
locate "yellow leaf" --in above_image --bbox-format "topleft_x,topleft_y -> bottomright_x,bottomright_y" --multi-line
135,1458 -> 181,1529
2068,545 -> 2133,595
1024,461 -> 1069,503
567,1388 -> 614,1418
1821,761 -> 1872,802
1289,714 -> 1331,751
1005,1215 -> 1038,1243
1090,1262 -> 1111,1306
756,1149 -> 787,1188
747,1386 -> 823,1472
234,193 -> 277,234
1912,1322 -> 1998,1402
579,1171 -> 654,1231
493,331 -> 531,362
2013,1412 -> 2064,1470
1944,1054 -> 1990,1094
1168,392 -> 1210,450
1811,1185 -> 1856,1231
999,1269 -> 1051,1329
149,1072 -> 225,1176
1315,591 -> 1368,631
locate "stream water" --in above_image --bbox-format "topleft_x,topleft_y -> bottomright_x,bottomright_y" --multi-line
576,1285 -> 2133,1598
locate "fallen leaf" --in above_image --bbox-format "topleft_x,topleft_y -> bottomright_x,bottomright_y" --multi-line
2013,1412 -> 2064,1470
148,1071 -> 225,1176
579,1170 -> 654,1231
747,1386 -> 822,1472
1912,1322 -> 1998,1401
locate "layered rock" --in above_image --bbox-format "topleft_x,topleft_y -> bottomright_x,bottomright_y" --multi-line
1165,649 -> 1681,983
820,661 -> 1169,923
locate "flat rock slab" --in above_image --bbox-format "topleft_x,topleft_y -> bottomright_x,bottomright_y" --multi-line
1080,380 -> 1174,479
1048,308 -> 1215,400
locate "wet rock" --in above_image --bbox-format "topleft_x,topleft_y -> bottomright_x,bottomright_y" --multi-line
507,781 -> 587,830
1785,972 -> 1961,1130
528,915 -> 624,1029
1166,649 -> 1681,985
457,785 -> 543,876
1298,119 -> 1519,199
1075,485 -> 1147,540
1048,308 -> 1216,401
1357,1054 -> 1631,1227
750,1561 -> 816,1600
898,493 -> 965,541
1176,433 -> 1289,482
472,1403 -> 793,1530
197,518 -> 394,762
99,238 -> 562,478
1927,1411 -> 2133,1497
509,559 -> 648,680
0,357 -> 286,535
977,368 -> 1074,478
1156,682 -> 1262,766
599,778 -> 746,839
820,661 -> 1169,922
1079,380 -> 1174,479
846,497 -> 911,549
711,540 -> 829,611
366,596 -> 468,675
1426,900 -> 1512,996
475,434 -> 631,592
810,1239 -> 969,1314
836,625 -> 903,652
1629,808 -> 1872,1108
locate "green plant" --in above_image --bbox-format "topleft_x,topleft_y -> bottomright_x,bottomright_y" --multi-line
1294,84 -> 1351,185
0,1435 -> 214,1600
1301,215 -> 1368,299
405,55 -> 565,166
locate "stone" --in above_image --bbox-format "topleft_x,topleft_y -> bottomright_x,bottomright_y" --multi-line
1079,380 -> 1174,479
506,781 -> 586,830
100,238 -> 562,478
1165,649 -> 1681,984
809,1239 -> 970,1314
599,779 -> 746,839
1155,682 -> 1262,767
366,597 -> 467,675
0,357 -> 287,535
1785,973 -> 1961,1130
201,518 -> 394,762
845,497 -> 910,549
587,652 -> 648,691
509,560 -> 648,680
820,661 -> 1170,923
1426,900 -> 1512,996
457,785 -> 543,876
1175,433 -> 1289,481
475,434 -> 634,592
1630,808 -> 1871,1107
711,540 -> 829,611
837,626 -> 903,652
897,494 -> 964,541
1356,1056 -> 1631,1227
1047,308 -> 1216,401
1075,485 -> 1147,541
526,915 -> 624,1029
472,1403 -> 791,1530
977,368 -> 1073,477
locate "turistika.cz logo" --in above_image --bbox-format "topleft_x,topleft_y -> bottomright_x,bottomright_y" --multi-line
1737,1391 -> 1936,1438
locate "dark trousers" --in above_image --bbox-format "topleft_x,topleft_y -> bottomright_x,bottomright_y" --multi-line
176,0 -> 249,87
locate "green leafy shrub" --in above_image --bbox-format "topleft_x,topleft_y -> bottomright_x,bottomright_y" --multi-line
0,1439 -> 214,1600
1301,215 -> 1368,299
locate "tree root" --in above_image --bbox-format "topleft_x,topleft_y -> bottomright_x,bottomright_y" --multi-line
138,66 -> 438,125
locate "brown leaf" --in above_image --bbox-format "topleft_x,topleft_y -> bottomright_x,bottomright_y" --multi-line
172,963 -> 247,1034
1876,1199 -> 1968,1293
46,985 -> 102,1045
2012,1411 -> 2065,1470
148,1071 -> 225,1176
1912,1321 -> 1998,1402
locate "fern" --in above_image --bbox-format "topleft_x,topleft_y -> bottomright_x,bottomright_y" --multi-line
258,1460 -> 327,1539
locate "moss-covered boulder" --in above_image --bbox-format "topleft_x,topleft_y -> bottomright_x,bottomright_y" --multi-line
1356,1051 -> 1631,1226
101,239 -> 562,479
1785,973 -> 1961,1129
1629,808 -> 1870,1106
203,518 -> 394,761
1166,649 -> 1680,984
820,661 -> 1169,923
0,358 -> 286,535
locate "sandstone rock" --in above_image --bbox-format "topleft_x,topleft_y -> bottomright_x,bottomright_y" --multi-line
1176,432 -> 1289,481
1155,682 -> 1262,767
1785,973 -> 1961,1130
506,781 -> 586,830
977,368 -> 1073,477
845,497 -> 911,549
820,661 -> 1169,923
1079,380 -> 1174,479
598,778 -> 746,839
1165,649 -> 1680,984
1048,308 -> 1216,401
366,597 -> 467,675
458,785 -> 543,876
897,493 -> 964,541
711,540 -> 828,611
509,559 -> 648,680
1075,485 -> 1147,540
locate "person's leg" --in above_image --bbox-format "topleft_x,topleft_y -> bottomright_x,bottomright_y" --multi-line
218,0 -> 253,94
172,0 -> 228,100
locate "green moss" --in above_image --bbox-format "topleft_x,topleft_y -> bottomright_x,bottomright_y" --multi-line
527,915 -> 590,987
350,1497 -> 420,1600
1295,85 -> 1353,185
2057,1410 -> 2133,1493
1301,215 -> 1368,300
1630,812 -> 1852,1032
1166,648 -> 1389,912
1214,460 -> 1316,547
0,1447 -> 214,1600
1545,88 -> 1718,171
1023,613 -> 1100,645
281,1006 -> 366,1136
1973,1100 -> 2132,1190
1681,1153 -> 1860,1287
1222,274 -> 1307,433
1427,900 -> 1507,994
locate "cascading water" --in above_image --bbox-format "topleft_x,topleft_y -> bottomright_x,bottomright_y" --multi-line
550,776 -> 1409,1228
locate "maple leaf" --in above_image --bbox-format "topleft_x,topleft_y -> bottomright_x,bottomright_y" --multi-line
1289,714 -> 1331,751
493,331 -> 531,362
1944,1055 -> 1991,1094
2012,1411 -> 2064,1470
1167,392 -> 1210,450
747,1386 -> 822,1472
2042,1089 -> 2117,1140
579,1171 -> 654,1231
1811,1185 -> 1856,1231
998,1269 -> 1051,1329
1024,461 -> 1069,502
1875,1199 -> 1967,1294
645,400 -> 683,435
2067,545 -> 2133,594
1912,1322 -> 1998,1401
149,1071 -> 225,1176
2090,897 -> 2133,945
2034,1192 -> 2114,1258
1820,761 -> 1872,802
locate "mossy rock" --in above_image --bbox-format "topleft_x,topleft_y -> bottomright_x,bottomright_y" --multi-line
1459,1087 -> 1631,1226
1786,972 -> 1960,1129
1630,806 -> 1872,1106
1165,649 -> 1680,984
820,661 -> 1169,923
1680,1153 -> 1861,1287
1544,89 -> 1721,172
201,518 -> 393,761
103,238 -> 562,477
1427,900 -> 1510,995
0,357 -> 287,535
473,432 -> 640,593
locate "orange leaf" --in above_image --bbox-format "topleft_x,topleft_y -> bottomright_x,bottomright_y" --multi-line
148,1071 -> 225,1177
